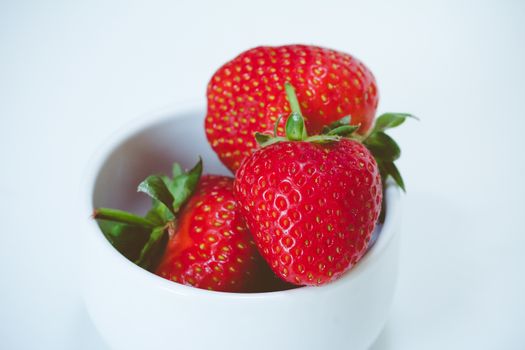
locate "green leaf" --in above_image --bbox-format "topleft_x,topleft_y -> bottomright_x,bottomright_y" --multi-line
327,124 -> 359,137
322,116 -> 351,134
365,131 -> 401,161
305,134 -> 341,143
172,163 -> 183,178
372,113 -> 417,133
135,226 -> 169,271
167,158 -> 203,212
285,112 -> 306,141
382,161 -> 406,192
160,175 -> 172,188
255,132 -> 272,145
137,175 -> 176,214
93,208 -> 156,228
97,221 -> 151,261
145,200 -> 174,225
258,136 -> 287,148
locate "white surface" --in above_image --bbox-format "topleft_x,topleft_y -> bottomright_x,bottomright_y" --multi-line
82,109 -> 401,350
1,1 -> 524,349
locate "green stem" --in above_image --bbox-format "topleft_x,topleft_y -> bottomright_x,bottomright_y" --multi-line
283,82 -> 308,141
93,208 -> 156,228
284,82 -> 302,115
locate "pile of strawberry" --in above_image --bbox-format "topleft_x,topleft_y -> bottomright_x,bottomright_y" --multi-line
94,45 -> 414,292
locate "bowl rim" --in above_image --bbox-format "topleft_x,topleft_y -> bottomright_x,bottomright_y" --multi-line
82,105 -> 402,299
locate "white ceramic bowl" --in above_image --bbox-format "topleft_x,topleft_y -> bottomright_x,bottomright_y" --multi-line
82,106 -> 402,350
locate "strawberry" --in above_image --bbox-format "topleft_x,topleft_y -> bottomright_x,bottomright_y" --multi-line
155,175 -> 261,292
234,84 -> 387,286
206,44 -> 379,172
93,160 -> 268,292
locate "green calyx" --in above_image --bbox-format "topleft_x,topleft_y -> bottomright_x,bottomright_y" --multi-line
254,82 -> 418,192
255,83 -> 346,147
362,113 -> 419,192
92,158 -> 203,271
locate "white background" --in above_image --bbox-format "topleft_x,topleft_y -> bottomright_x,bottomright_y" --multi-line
1,1 -> 524,349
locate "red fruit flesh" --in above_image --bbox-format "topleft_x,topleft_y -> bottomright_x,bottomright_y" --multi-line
156,175 -> 261,292
234,139 -> 382,286
206,45 -> 379,172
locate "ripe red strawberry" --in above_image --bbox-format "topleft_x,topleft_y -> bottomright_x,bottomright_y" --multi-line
155,175 -> 261,292
94,160 -> 270,292
234,84 -> 383,286
206,44 -> 379,172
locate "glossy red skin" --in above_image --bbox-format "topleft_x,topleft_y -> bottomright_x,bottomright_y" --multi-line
234,139 -> 383,286
206,45 -> 379,172
156,175 -> 261,292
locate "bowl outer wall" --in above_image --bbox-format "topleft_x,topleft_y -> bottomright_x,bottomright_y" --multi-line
81,107 -> 402,350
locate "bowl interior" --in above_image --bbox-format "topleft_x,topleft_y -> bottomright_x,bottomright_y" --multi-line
92,109 -> 229,213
